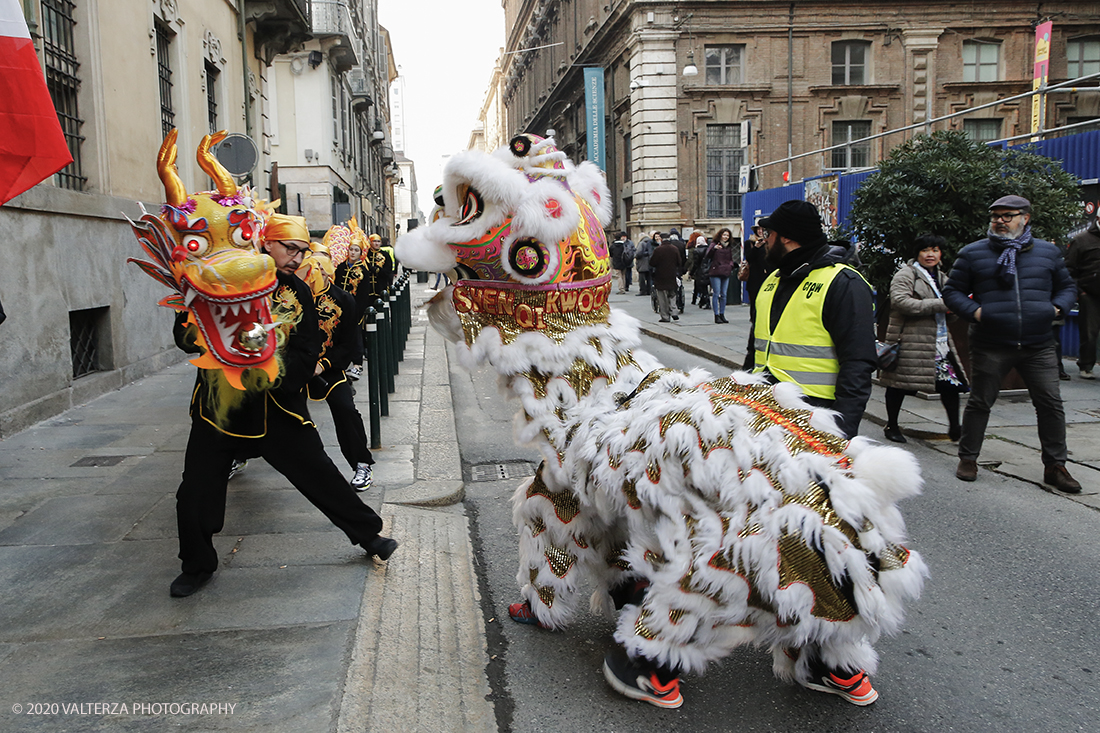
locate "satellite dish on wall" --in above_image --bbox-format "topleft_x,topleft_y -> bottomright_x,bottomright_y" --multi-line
212,134 -> 259,177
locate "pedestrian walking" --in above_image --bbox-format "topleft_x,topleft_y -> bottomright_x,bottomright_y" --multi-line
753,200 -> 876,439
705,228 -> 738,324
686,231 -> 711,308
942,195 -> 1081,492
740,225 -> 771,369
610,232 -> 627,294
649,233 -> 683,323
1067,217 -> 1100,379
878,234 -> 969,444
635,234 -> 653,296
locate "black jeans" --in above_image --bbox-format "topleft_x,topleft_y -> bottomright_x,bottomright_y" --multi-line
1077,291 -> 1100,372
959,342 -> 1067,466
323,379 -> 374,469
177,408 -> 384,574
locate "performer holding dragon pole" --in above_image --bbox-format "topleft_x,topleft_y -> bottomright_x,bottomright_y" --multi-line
396,134 -> 926,709
128,130 -> 396,598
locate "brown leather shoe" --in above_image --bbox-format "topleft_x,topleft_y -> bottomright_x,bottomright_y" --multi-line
956,458 -> 978,482
1044,465 -> 1082,494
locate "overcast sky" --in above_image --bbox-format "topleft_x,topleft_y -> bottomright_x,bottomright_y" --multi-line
379,0 -> 506,196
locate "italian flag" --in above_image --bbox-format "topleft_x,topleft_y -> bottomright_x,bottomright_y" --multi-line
0,0 -> 72,204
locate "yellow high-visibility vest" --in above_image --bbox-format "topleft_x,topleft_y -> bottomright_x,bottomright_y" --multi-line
753,264 -> 860,400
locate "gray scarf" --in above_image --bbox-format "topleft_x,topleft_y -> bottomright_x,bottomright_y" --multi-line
989,224 -> 1032,287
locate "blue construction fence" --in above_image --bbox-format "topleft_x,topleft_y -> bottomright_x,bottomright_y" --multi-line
740,129 -> 1100,357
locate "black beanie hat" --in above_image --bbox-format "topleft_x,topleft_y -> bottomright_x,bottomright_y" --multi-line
758,200 -> 825,245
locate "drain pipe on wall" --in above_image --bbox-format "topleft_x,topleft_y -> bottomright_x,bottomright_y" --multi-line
238,0 -> 252,139
786,2 -> 794,184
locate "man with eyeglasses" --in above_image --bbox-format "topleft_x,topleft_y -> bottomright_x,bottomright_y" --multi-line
170,214 -> 397,598
943,195 -> 1081,492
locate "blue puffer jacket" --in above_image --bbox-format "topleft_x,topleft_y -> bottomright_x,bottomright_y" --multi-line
942,235 -> 1076,348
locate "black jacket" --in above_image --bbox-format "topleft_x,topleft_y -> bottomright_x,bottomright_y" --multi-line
764,239 -> 876,439
1067,219 -> 1100,297
307,284 -> 358,400
175,272 -> 321,437
943,234 -> 1076,348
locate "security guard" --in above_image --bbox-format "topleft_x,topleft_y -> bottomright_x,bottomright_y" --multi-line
753,200 -> 876,439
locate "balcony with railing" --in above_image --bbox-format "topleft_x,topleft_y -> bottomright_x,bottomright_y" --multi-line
246,0 -> 311,64
311,0 -> 361,72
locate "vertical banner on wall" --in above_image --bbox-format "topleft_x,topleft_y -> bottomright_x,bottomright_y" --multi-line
1031,20 -> 1052,140
583,67 -> 606,171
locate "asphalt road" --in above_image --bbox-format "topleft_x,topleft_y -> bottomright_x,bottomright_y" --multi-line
452,334 -> 1100,732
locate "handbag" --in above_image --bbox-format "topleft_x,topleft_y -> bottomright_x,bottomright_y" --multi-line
876,340 -> 899,371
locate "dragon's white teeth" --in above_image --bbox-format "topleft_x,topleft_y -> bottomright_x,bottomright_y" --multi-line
229,302 -> 241,316
183,287 -> 198,307
263,322 -> 279,332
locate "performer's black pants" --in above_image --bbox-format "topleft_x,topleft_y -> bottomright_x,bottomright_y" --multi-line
324,379 -> 374,468
176,409 -> 384,575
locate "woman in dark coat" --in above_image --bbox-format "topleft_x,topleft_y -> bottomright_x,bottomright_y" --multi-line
706,228 -> 737,324
879,234 -> 968,443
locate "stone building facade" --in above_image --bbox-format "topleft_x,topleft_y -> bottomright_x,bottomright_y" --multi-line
268,1 -> 398,238
492,0 -> 1100,240
0,0 -> 312,435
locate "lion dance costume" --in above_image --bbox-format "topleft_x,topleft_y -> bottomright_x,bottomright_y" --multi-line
397,135 -> 926,709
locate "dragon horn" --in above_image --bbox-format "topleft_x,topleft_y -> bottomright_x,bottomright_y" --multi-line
197,131 -> 237,197
156,129 -> 187,207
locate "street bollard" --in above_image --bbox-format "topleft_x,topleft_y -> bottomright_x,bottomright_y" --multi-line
378,296 -> 396,393
391,286 -> 403,363
400,274 -> 411,351
382,290 -> 399,377
374,297 -> 393,409
364,308 -> 382,448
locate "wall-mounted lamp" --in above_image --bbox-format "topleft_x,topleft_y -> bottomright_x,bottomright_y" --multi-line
546,127 -> 557,138
629,78 -> 646,90
372,130 -> 385,141
308,50 -> 323,69
683,51 -> 699,77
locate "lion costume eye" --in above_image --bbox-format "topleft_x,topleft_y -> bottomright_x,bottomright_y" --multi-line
454,186 -> 484,226
507,238 -> 552,281
183,234 -> 208,256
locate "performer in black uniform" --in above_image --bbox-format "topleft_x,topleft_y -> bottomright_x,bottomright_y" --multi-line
335,234 -> 369,380
170,214 -> 396,598
300,241 -> 376,491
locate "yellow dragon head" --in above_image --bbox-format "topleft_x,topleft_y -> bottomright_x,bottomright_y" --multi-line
128,129 -> 279,389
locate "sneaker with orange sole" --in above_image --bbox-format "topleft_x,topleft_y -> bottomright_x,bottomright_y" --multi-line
602,647 -> 683,709
800,664 -> 879,706
508,600 -> 550,629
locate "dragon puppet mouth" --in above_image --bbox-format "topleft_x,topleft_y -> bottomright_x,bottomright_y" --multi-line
184,282 -> 279,368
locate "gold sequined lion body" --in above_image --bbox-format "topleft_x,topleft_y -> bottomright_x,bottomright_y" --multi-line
396,135 -> 926,682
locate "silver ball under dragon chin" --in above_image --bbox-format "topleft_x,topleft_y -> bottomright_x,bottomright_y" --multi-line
236,323 -> 268,352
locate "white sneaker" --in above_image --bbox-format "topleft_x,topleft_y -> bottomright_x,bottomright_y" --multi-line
351,463 -> 373,491
346,364 -> 363,381
228,459 -> 248,480
1080,368 -> 1095,380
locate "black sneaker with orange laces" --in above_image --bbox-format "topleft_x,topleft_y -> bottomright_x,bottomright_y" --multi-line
800,661 -> 879,706
602,647 -> 683,709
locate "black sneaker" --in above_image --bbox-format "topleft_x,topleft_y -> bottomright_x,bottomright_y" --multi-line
800,661 -> 879,706
170,571 -> 213,598
602,648 -> 683,709
364,535 -> 398,561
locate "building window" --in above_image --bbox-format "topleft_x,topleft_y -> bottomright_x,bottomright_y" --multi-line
705,125 -> 743,219
331,75 -> 339,142
963,40 -> 1000,82
155,24 -> 175,137
831,120 -> 872,169
40,0 -> 85,190
704,45 -> 743,85
832,41 -> 868,85
963,119 -> 1002,143
69,307 -> 108,379
1068,37 -> 1100,80
205,61 -> 219,133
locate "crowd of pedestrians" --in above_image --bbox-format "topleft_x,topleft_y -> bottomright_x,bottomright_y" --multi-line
614,193 -> 1088,494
